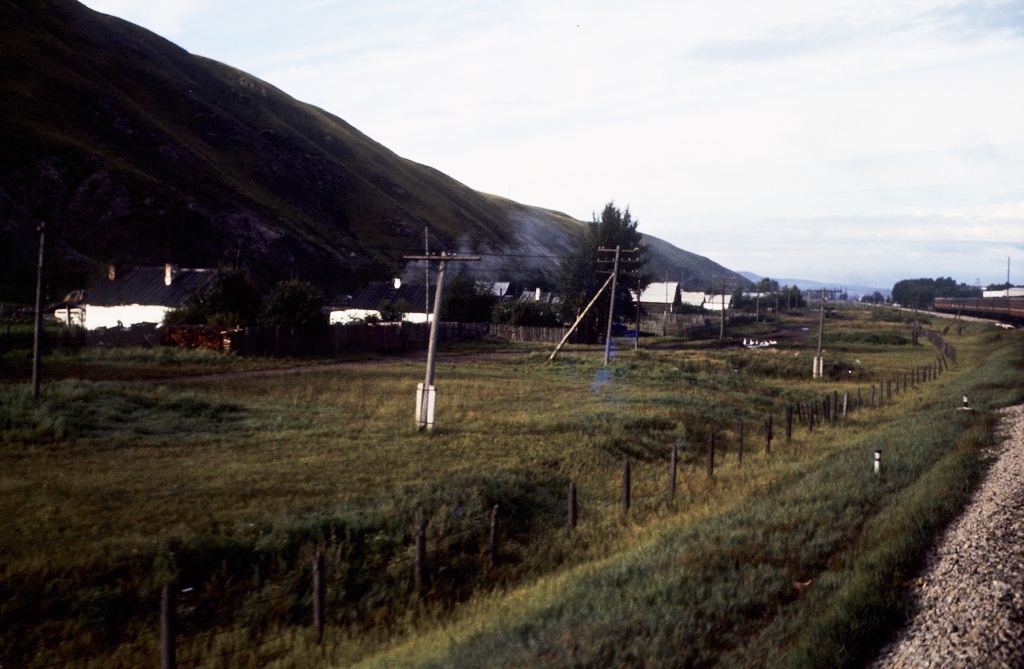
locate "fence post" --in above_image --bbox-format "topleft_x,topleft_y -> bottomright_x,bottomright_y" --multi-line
161,582 -> 176,669
874,450 -> 882,476
833,391 -> 839,422
870,385 -> 876,408
785,405 -> 793,442
706,434 -> 715,478
808,403 -> 814,433
622,459 -> 631,515
414,523 -> 426,596
823,394 -> 831,423
568,483 -> 577,534
489,504 -> 499,566
669,445 -> 678,497
765,414 -> 773,455
313,547 -> 325,644
738,422 -> 744,466
843,390 -> 849,417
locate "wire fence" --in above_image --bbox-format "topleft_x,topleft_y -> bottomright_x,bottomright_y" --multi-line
9,325 -> 957,668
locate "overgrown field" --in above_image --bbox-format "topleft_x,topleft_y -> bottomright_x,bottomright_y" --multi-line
1,307 -> 1022,668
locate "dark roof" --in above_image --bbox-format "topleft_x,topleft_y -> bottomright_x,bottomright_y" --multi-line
350,281 -> 433,313
83,267 -> 216,307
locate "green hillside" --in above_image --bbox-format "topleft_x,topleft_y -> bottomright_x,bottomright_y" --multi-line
0,0 -> 744,302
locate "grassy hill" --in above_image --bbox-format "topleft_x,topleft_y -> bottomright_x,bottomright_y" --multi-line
0,0 -> 745,302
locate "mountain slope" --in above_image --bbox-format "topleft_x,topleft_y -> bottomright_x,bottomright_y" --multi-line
0,0 -> 744,302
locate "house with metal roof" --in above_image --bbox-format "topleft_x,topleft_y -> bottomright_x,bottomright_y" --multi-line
636,282 -> 681,314
56,264 -> 215,330
330,279 -> 434,324
703,294 -> 732,311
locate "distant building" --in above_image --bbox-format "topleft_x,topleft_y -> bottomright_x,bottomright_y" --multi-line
56,264 -> 215,330
679,291 -> 706,309
518,287 -> 560,304
637,282 -> 681,314
330,278 -> 434,324
983,287 -> 1024,298
703,294 -> 732,311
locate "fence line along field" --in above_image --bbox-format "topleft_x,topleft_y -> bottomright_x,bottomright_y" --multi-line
1,305 -> 1022,668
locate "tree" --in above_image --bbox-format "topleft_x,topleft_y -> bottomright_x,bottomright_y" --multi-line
378,299 -> 410,322
440,272 -> 496,322
891,277 -> 980,308
260,279 -> 325,327
163,268 -> 262,326
491,300 -> 561,327
556,202 -> 648,338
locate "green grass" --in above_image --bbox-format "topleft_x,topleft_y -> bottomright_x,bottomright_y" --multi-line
1,309 -> 1021,667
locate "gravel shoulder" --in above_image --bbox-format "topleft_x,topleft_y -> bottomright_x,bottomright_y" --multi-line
872,404 -> 1024,668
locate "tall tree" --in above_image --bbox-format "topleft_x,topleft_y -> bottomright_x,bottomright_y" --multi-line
557,202 -> 647,338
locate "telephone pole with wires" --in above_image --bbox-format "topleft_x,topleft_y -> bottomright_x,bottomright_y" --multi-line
402,250 -> 480,430
597,246 -> 641,365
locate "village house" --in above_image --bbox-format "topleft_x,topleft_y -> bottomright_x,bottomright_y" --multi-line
518,287 -> 560,304
679,291 -> 707,309
635,282 -> 681,315
330,278 -> 434,324
703,294 -> 732,311
55,264 -> 215,330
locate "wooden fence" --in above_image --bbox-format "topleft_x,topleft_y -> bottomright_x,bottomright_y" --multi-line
488,323 -> 575,344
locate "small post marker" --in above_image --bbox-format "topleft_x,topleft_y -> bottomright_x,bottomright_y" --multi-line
873,450 -> 882,476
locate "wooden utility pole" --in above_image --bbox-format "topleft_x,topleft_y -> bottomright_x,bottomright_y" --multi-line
713,276 -> 731,341
634,275 -> 642,351
549,272 -> 615,361
602,246 -> 621,366
402,251 -> 480,430
423,226 -> 430,318
32,221 -> 45,401
812,288 -> 842,379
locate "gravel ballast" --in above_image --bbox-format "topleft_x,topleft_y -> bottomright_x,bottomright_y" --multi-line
872,404 -> 1024,668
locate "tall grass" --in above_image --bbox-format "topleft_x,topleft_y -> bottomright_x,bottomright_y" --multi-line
1,311 -> 1020,667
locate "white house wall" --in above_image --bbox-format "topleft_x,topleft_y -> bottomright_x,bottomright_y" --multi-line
330,309 -> 433,324
84,304 -> 170,330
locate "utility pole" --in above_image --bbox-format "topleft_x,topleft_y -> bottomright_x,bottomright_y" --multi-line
712,275 -> 731,341
32,221 -> 45,401
634,275 -> 642,351
602,246 -> 621,365
424,226 -> 430,318
813,288 -> 842,378
549,272 -> 615,361
402,251 -> 480,430
596,246 -> 641,365
814,288 -> 825,379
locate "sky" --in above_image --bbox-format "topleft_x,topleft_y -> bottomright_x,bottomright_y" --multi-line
79,0 -> 1024,290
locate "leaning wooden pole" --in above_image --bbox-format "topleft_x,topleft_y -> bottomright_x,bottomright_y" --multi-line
549,272 -> 616,361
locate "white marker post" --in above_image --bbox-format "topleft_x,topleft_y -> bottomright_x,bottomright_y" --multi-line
873,450 -> 882,476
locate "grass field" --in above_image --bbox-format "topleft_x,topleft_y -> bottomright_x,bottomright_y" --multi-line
1,306 -> 1022,667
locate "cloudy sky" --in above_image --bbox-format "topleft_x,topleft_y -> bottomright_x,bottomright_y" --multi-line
81,0 -> 1024,289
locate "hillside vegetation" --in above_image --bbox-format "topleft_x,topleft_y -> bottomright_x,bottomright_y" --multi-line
1,306 -> 1022,667
0,0 -> 743,303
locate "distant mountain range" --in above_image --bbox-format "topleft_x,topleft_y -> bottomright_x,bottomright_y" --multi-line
0,0 -> 747,303
738,272 -> 890,298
